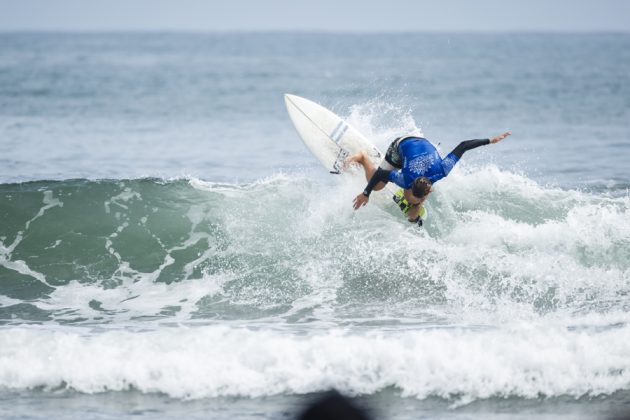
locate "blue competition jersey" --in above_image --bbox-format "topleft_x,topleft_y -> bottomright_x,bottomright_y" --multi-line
388,138 -> 459,188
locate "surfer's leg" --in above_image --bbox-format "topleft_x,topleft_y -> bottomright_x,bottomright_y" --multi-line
345,151 -> 391,192
345,151 -> 377,181
346,135 -> 402,175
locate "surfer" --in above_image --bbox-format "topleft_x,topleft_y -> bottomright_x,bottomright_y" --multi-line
349,132 -> 511,221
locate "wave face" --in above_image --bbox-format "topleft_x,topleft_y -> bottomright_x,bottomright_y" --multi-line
1,172 -> 628,323
1,169 -> 629,400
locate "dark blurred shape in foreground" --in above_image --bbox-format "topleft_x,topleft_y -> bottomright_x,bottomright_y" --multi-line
298,390 -> 373,420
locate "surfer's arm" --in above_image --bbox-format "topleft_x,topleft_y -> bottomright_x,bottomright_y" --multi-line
353,167 -> 392,210
450,138 -> 490,158
442,132 -> 512,176
363,167 -> 391,196
451,132 -> 511,157
490,131 -> 511,144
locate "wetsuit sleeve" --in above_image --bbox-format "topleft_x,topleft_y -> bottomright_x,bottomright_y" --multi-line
441,139 -> 490,177
387,170 -> 406,188
362,167 -> 391,196
450,139 -> 490,158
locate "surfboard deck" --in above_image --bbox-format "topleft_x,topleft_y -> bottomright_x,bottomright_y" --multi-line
284,94 -> 427,225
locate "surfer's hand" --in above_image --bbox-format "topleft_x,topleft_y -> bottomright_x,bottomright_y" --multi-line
490,131 -> 511,144
353,193 -> 369,210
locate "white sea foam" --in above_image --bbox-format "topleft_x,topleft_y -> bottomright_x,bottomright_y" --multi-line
345,100 -> 424,152
1,324 -> 629,402
25,190 -> 63,230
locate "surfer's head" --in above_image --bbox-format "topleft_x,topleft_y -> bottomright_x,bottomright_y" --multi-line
411,177 -> 432,199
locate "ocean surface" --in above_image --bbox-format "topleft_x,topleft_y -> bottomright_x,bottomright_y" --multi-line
1,32 -> 629,419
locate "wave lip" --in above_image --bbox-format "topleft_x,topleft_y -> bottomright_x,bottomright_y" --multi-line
1,324 -> 629,402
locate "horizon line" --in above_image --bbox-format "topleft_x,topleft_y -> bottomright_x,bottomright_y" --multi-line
1,28 -> 629,35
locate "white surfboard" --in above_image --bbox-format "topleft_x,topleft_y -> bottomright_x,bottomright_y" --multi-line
284,94 -> 383,174
284,94 -> 427,224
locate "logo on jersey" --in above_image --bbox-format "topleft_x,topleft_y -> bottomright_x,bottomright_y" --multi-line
408,155 -> 435,175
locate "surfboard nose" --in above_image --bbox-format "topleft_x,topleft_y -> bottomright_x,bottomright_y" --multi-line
284,94 -> 301,111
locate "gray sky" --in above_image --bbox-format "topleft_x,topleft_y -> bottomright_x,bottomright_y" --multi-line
0,0 -> 629,32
